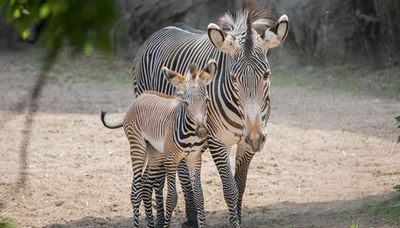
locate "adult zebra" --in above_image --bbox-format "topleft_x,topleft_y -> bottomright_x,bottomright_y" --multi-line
107,3 -> 288,227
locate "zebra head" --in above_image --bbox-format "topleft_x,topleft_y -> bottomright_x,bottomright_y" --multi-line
162,60 -> 217,139
207,6 -> 289,152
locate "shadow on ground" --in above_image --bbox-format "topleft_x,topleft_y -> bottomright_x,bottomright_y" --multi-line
42,193 -> 399,228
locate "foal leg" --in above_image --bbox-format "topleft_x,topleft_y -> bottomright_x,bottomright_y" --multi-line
148,147 -> 166,228
155,166 -> 166,228
164,161 -> 179,228
142,159 -> 155,228
125,124 -> 147,227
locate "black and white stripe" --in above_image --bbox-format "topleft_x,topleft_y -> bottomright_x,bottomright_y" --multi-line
132,5 -> 288,227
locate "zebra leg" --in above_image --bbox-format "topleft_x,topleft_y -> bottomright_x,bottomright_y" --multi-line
142,162 -> 155,228
208,138 -> 240,228
130,175 -> 142,228
234,142 -> 255,224
144,145 -> 166,228
155,165 -> 166,228
147,148 -> 166,228
186,150 -> 206,228
126,131 -> 147,227
178,160 -> 198,228
164,162 -> 179,228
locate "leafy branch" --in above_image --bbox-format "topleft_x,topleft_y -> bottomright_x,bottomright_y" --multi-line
0,0 -> 118,193
0,0 -> 118,62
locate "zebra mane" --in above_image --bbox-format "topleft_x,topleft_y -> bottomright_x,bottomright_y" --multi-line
218,2 -> 272,35
244,1 -> 254,56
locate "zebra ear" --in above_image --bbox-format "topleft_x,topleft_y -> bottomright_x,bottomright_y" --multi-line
199,59 -> 217,85
208,23 -> 238,55
253,18 -> 275,35
162,67 -> 187,90
261,15 -> 289,49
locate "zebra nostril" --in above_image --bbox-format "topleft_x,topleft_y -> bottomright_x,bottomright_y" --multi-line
260,134 -> 266,143
244,136 -> 249,144
196,127 -> 207,138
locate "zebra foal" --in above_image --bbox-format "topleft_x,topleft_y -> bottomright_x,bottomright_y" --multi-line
101,60 -> 217,228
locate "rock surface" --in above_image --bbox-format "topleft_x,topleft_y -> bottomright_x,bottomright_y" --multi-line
114,0 -> 239,58
269,0 -> 400,65
115,0 -> 400,65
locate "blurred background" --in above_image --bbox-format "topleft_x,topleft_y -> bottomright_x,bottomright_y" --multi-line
1,0 -> 399,97
113,0 -> 400,66
1,0 -> 400,65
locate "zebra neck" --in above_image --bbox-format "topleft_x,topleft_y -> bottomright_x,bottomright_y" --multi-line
172,102 -> 203,149
208,54 -> 243,131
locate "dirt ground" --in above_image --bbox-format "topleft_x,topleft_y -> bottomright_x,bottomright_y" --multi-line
1,49 -> 400,228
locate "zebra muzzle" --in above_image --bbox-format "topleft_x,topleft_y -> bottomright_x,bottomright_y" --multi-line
244,133 -> 267,152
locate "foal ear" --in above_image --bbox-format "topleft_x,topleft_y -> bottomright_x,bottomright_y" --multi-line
199,59 -> 217,85
207,23 -> 238,55
162,67 -> 187,90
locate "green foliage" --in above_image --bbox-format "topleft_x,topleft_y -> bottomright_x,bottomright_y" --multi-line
368,199 -> 400,225
0,217 -> 17,228
0,0 -> 118,62
386,56 -> 398,67
272,64 -> 400,98
395,185 -> 400,192
349,219 -> 358,228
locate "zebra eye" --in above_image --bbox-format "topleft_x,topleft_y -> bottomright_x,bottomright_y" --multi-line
263,69 -> 271,80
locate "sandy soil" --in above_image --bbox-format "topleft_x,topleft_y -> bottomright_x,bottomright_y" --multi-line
1,50 -> 400,228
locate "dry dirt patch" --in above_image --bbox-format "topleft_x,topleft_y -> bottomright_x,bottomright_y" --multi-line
0,50 -> 399,227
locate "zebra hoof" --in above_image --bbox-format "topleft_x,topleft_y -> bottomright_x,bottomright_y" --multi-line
181,221 -> 199,228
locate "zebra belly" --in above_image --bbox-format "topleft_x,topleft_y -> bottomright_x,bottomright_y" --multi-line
144,133 -> 165,153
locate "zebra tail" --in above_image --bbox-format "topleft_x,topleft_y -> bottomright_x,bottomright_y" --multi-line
100,110 -> 123,129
